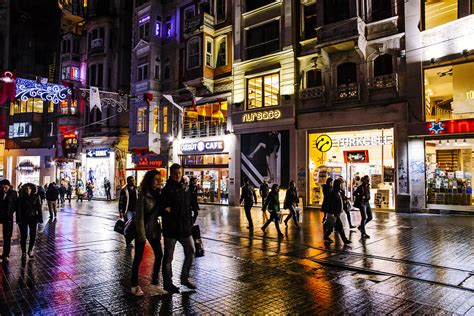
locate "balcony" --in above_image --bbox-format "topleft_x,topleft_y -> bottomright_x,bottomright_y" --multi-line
365,16 -> 400,41
184,13 -> 215,35
88,38 -> 104,55
182,121 -> 227,139
317,17 -> 365,45
368,73 -> 398,90
333,83 -> 360,103
300,86 -> 325,100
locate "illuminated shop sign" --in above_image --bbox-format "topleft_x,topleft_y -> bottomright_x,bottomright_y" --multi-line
86,148 -> 110,158
332,135 -> 393,147
242,109 -> 281,123
181,141 -> 225,154
426,119 -> 474,135
132,154 -> 166,168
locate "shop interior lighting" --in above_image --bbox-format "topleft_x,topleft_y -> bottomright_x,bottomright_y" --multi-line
446,140 -> 450,145
464,139 -> 467,143
455,139 -> 458,144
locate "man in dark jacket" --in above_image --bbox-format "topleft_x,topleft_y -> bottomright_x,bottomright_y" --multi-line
104,178 -> 111,201
240,178 -> 257,229
46,183 -> 59,218
0,179 -> 18,262
259,179 -> 269,206
161,163 -> 196,294
118,176 -> 138,246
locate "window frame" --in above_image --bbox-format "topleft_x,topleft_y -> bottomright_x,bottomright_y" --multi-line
215,36 -> 227,67
302,2 -> 318,39
137,63 -> 149,82
136,107 -> 147,133
245,19 -> 281,60
215,0 -> 226,22
421,0 -> 459,30
153,107 -> 159,133
373,54 -> 394,77
306,68 -> 323,88
162,106 -> 169,133
187,37 -> 201,69
205,37 -> 214,67
246,72 -> 280,110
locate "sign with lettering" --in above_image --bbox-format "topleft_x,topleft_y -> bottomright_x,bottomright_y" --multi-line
181,140 -> 225,154
242,109 -> 281,123
427,119 -> 474,135
333,135 -> 393,147
344,150 -> 369,163
86,148 -> 110,158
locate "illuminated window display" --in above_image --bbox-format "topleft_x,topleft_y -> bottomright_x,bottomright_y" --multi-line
425,138 -> 474,207
308,128 -> 395,209
423,0 -> 458,30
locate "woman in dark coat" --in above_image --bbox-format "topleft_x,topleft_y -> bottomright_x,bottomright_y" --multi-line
323,179 -> 351,245
283,180 -> 299,228
321,177 -> 333,223
16,183 -> 43,259
261,184 -> 284,239
131,169 -> 163,297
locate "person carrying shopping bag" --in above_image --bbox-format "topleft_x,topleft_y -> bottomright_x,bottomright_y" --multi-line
261,184 -> 284,239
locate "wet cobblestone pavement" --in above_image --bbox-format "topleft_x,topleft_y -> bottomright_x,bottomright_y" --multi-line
0,201 -> 473,314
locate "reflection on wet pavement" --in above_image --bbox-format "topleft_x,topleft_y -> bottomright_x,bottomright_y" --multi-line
0,201 -> 473,314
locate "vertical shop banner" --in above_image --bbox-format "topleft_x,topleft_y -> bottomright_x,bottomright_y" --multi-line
241,130 -> 289,188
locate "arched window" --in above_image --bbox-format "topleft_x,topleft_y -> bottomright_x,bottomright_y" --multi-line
374,54 -> 393,77
337,62 -> 357,86
187,37 -> 201,69
306,69 -> 322,88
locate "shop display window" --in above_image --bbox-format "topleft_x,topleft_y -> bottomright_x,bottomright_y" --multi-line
425,138 -> 474,207
308,128 -> 395,209
425,62 -> 474,122
183,101 -> 227,138
184,169 -> 229,204
423,0 -> 458,30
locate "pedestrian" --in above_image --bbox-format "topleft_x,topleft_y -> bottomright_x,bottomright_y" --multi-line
46,183 -> 59,218
66,183 -> 72,203
37,185 -> 46,205
240,178 -> 257,229
104,177 -> 111,201
59,183 -> 66,204
283,180 -> 299,228
16,183 -> 42,259
86,181 -> 93,201
323,179 -> 351,244
189,177 -> 200,224
259,179 -> 269,205
118,176 -> 138,246
76,180 -> 84,202
0,179 -> 18,262
321,177 -> 333,223
160,163 -> 196,294
338,177 -> 356,229
261,184 -> 284,239
354,175 -> 372,239
130,170 -> 164,297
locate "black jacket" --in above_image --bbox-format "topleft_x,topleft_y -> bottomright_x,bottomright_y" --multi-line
284,187 -> 298,209
321,184 -> 332,213
46,186 -> 59,201
118,185 -> 138,214
0,189 -> 18,223
160,179 -> 193,239
328,190 -> 344,215
240,184 -> 257,204
135,189 -> 162,242
354,184 -> 371,205
259,182 -> 269,198
16,194 -> 42,224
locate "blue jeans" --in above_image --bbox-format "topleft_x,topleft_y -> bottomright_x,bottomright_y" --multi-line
359,202 -> 373,235
162,236 -> 195,286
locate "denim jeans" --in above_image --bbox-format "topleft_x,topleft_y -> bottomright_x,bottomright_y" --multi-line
262,211 -> 282,234
244,202 -> 254,227
131,238 -> 163,287
359,202 -> 373,235
162,236 -> 195,286
284,204 -> 298,226
19,222 -> 38,253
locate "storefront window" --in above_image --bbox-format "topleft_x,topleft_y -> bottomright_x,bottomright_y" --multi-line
60,100 -> 69,114
426,138 -> 474,207
423,0 -> 458,30
247,73 -> 279,109
48,101 -> 55,113
425,62 -> 474,122
162,106 -> 168,133
182,101 -> 227,138
308,128 -> 395,209
11,99 -> 44,114
153,107 -> 159,133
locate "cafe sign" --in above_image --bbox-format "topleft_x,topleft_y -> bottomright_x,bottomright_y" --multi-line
181,140 -> 225,154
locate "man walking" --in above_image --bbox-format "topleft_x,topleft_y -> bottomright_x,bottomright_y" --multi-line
118,176 -> 138,246
240,178 -> 257,229
46,183 -> 59,218
161,163 -> 196,294
259,179 -> 269,206
0,180 -> 18,262
104,178 -> 112,201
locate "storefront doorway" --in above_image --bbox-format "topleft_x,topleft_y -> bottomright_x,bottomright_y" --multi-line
308,128 -> 395,210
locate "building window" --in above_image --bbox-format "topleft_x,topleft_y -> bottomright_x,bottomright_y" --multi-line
62,66 -> 81,81
164,63 -> 170,80
423,0 -> 458,30
303,3 -> 317,39
247,73 -> 280,109
166,16 -> 172,37
88,64 -> 96,86
11,99 -> 44,114
337,62 -> 357,86
187,37 -> 201,69
135,0 -> 149,7
246,20 -> 280,60
48,101 -> 54,113
155,16 -> 161,36
184,6 -> 195,23
324,0 -> 350,24
153,107 -> 159,133
215,36 -> 226,67
155,63 -> 160,80
215,0 -> 226,21
137,107 -> 147,133
245,0 -> 274,12
162,106 -> 168,133
89,28 -> 105,50
138,63 -> 149,81
306,69 -> 322,88
206,38 -> 213,67
72,38 -> 80,53
374,54 -> 393,77
371,0 -> 392,22
62,39 -> 71,53
139,15 -> 150,40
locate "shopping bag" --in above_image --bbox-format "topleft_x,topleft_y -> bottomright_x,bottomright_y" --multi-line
191,225 -> 204,257
114,219 -> 125,235
295,207 -> 303,223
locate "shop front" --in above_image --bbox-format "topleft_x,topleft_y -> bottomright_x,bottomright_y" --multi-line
16,156 -> 41,186
81,148 -> 116,199
177,138 -> 232,205
129,154 -> 168,186
308,128 -> 396,210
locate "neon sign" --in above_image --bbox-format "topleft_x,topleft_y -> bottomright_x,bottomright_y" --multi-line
242,109 -> 282,123
427,119 -> 474,135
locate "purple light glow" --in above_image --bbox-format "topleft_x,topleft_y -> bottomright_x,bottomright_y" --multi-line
139,15 -> 150,24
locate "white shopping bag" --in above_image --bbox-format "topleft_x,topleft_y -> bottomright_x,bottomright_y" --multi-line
296,207 -> 303,223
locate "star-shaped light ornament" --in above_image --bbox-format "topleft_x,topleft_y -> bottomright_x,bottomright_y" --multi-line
428,121 -> 445,135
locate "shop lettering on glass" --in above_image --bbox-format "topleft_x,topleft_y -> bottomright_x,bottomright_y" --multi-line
16,160 -> 40,174
86,148 -> 110,158
332,135 -> 393,147
181,141 -> 224,154
137,157 -> 163,168
242,109 -> 281,123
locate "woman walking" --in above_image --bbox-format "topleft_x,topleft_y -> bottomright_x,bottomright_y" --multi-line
323,179 -> 351,245
283,180 -> 299,228
338,177 -> 356,229
131,169 -> 164,297
354,175 -> 372,239
16,183 -> 43,259
261,184 -> 284,239
321,177 -> 333,223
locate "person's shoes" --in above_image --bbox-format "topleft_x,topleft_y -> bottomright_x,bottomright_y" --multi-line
261,227 -> 266,234
343,239 -> 352,245
164,284 -> 180,293
28,251 -> 34,259
181,278 -> 197,289
131,286 -> 144,297
278,233 -> 284,239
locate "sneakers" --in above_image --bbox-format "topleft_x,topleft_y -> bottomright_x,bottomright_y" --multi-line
28,251 -> 34,259
164,284 -> 180,293
131,286 -> 144,297
180,278 -> 197,290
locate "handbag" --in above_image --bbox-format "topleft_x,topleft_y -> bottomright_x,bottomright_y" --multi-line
295,207 -> 303,223
124,217 -> 136,243
114,219 -> 125,235
191,225 -> 204,257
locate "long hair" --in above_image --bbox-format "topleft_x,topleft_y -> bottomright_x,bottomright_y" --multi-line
19,183 -> 37,197
140,169 -> 160,194
333,179 -> 342,192
326,177 -> 333,186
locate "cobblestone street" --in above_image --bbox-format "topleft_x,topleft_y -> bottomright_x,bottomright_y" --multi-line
0,201 -> 473,314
